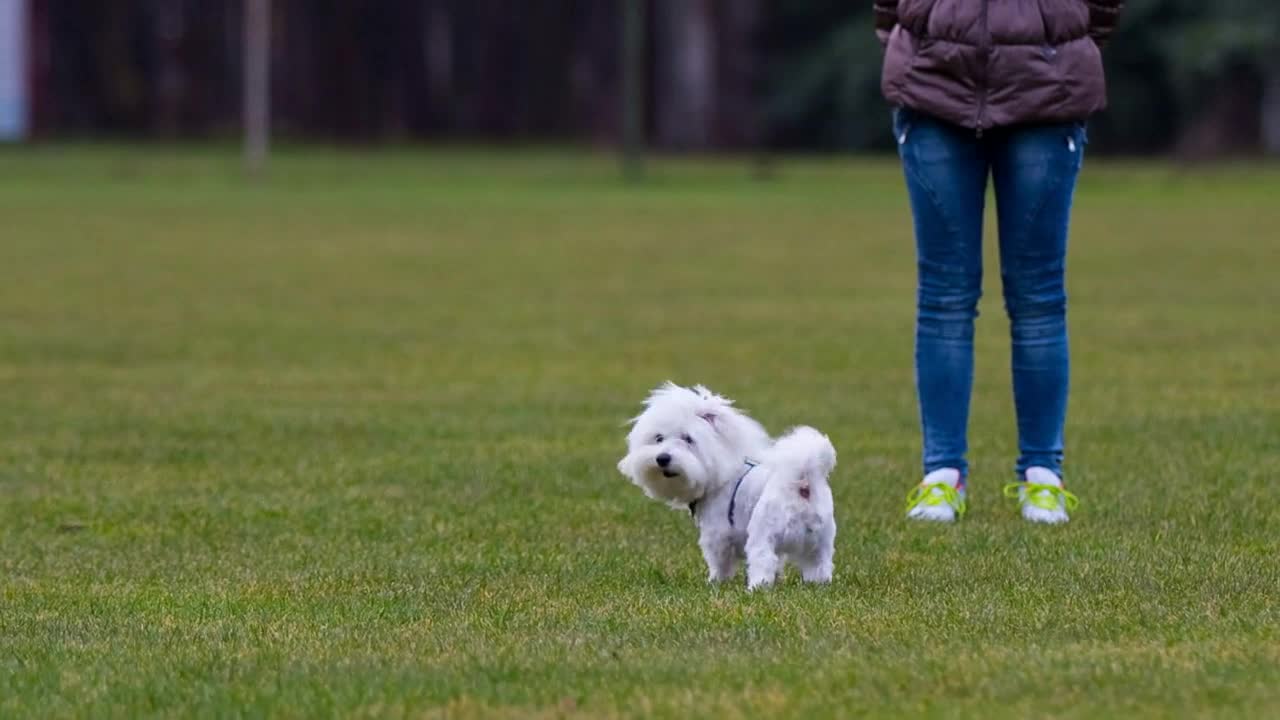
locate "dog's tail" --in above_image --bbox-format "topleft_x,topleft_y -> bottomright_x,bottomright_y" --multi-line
766,426 -> 837,498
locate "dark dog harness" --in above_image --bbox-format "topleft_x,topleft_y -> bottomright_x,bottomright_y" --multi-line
688,458 -> 759,527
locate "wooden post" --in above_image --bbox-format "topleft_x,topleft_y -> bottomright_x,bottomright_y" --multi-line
244,0 -> 270,176
621,0 -> 645,182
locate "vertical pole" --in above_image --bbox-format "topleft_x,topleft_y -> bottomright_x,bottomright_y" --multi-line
244,0 -> 270,176
621,0 -> 645,181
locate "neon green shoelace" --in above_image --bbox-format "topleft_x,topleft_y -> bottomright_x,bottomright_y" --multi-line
1003,482 -> 1080,512
905,482 -> 966,517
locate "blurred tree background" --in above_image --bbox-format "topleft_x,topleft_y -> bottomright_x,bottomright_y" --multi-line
21,0 -> 1280,155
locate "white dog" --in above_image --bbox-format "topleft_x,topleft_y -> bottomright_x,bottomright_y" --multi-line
616,383 -> 837,590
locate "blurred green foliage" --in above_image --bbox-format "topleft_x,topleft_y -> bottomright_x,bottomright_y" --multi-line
762,0 -> 1280,152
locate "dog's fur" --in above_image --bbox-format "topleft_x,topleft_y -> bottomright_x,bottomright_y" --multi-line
616,383 -> 837,590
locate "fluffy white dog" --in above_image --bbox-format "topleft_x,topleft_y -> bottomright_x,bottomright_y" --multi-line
616,383 -> 837,590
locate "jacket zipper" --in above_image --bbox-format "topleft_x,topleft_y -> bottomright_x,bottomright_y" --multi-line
975,0 -> 990,137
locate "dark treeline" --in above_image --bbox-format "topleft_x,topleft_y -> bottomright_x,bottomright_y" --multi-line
25,0 -> 1280,155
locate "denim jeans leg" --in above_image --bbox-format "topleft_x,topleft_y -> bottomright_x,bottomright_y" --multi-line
895,109 -> 991,478
990,122 -> 1085,478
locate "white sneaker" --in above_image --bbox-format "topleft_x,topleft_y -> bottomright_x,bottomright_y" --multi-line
1004,467 -> 1078,524
905,468 -> 967,523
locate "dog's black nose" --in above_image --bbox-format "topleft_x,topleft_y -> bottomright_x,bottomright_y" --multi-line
656,453 -> 672,468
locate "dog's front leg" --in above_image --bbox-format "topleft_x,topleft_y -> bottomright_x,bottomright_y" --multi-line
698,531 -> 739,583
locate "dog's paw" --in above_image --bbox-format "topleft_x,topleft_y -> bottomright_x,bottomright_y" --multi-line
801,566 -> 833,584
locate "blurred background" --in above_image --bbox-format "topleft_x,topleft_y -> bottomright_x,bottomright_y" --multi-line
2,0 -> 1280,159
2,6 -> 1278,715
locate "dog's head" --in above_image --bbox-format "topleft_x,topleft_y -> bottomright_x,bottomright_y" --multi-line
616,383 -> 770,509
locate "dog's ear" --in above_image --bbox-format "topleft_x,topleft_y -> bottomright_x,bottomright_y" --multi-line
616,455 -> 632,478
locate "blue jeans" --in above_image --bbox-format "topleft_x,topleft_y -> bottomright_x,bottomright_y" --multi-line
894,108 -> 1086,481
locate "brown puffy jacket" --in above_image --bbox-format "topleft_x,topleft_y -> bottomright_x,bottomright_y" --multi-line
875,0 -> 1123,131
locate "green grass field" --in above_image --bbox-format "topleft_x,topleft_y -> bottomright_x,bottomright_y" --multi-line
1,147 -> 1278,718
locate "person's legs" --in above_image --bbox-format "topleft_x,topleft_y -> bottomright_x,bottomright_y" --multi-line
990,122 -> 1085,480
894,108 -> 990,480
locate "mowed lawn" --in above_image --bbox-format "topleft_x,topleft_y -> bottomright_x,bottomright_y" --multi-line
1,147 -> 1277,719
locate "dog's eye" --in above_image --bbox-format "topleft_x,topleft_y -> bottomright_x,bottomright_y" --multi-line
682,434 -> 694,445
654,434 -> 664,443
